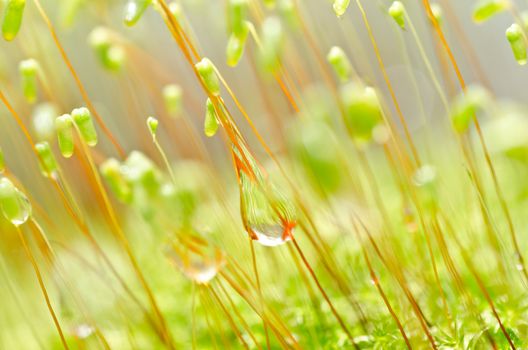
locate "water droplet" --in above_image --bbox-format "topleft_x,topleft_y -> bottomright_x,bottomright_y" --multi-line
516,263 -> 524,272
251,223 -> 293,247
235,147 -> 296,247
165,235 -> 225,284
8,190 -> 31,226
0,178 -> 31,226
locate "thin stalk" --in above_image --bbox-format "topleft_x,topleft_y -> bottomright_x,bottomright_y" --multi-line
248,239 -> 271,349
15,226 -> 70,350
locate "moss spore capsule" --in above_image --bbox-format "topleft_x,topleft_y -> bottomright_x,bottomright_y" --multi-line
279,0 -> 299,29
122,151 -> 160,196
89,27 -> 126,72
333,0 -> 350,18
35,142 -> 58,178
228,0 -> 248,38
430,3 -> 443,25
412,165 -> 437,209
327,46 -> 352,82
473,0 -> 508,23
55,114 -> 75,158
124,0 -> 152,26
168,1 -> 182,18
163,84 -> 183,117
291,120 -> 343,194
147,116 -> 159,137
195,58 -> 220,96
100,158 -> 133,203
18,58 -> 39,104
340,82 -> 383,143
260,16 -> 284,72
389,1 -> 405,29
204,98 -> 219,137
450,85 -> 489,133
72,107 -> 98,147
0,177 -> 31,226
483,109 -> 528,162
32,103 -> 58,142
226,26 -> 248,67
506,24 -> 527,66
2,0 -> 25,41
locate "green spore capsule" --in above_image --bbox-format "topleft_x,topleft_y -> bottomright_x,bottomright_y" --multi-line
122,151 -> 160,197
327,46 -> 352,82
389,1 -> 405,29
163,84 -> 183,117
195,58 -> 221,96
72,107 -> 98,147
340,82 -> 383,144
55,114 -> 75,158
18,58 -> 39,104
100,158 -> 133,203
0,147 -> 4,174
2,0 -> 25,41
473,0 -> 508,23
412,165 -> 437,209
226,27 -> 248,67
168,2 -> 182,18
333,0 -> 350,18
450,85 -> 489,133
260,16 -> 283,72
0,177 -> 31,226
484,108 -> 528,162
89,27 -> 126,72
506,24 -> 527,66
124,0 -> 152,26
32,102 -> 58,142
430,3 -> 443,25
106,46 -> 126,71
35,142 -> 58,178
291,120 -> 343,194
204,98 -> 219,137
279,0 -> 299,29
147,116 -> 159,137
228,0 -> 248,38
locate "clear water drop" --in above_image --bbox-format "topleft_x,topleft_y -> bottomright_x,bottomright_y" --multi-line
235,146 -> 296,247
0,187 -> 31,226
251,223 -> 293,247
165,235 -> 225,284
9,191 -> 31,226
